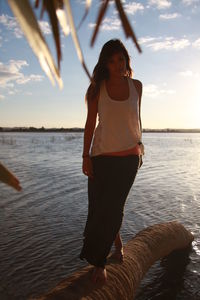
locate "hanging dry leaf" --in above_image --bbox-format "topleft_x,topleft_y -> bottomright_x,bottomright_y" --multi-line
63,0 -> 91,80
55,0 -> 70,36
115,0 -> 142,53
90,0 -> 109,47
0,162 -> 22,191
77,0 -> 92,30
43,0 -> 62,70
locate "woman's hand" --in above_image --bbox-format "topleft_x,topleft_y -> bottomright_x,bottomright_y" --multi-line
82,157 -> 94,179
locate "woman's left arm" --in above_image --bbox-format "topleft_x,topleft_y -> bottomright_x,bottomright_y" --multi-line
133,79 -> 143,132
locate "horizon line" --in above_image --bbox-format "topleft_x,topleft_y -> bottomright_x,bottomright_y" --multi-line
1,126 -> 200,133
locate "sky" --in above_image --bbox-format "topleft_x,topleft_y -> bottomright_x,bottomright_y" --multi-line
0,0 -> 200,129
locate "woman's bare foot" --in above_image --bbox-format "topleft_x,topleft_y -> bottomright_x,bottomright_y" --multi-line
91,267 -> 107,284
112,247 -> 124,262
113,232 -> 124,262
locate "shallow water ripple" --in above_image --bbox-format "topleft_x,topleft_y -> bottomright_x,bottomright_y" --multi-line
0,132 -> 200,299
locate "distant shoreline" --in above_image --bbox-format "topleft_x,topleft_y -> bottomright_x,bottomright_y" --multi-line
1,127 -> 200,133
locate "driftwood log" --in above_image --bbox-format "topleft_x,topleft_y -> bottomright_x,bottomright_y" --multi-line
36,221 -> 193,300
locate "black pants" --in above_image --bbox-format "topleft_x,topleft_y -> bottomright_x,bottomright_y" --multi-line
80,155 -> 140,268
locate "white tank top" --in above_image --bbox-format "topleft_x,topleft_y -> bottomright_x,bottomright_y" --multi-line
91,77 -> 141,157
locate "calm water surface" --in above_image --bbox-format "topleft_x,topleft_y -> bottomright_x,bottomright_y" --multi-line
0,132 -> 199,300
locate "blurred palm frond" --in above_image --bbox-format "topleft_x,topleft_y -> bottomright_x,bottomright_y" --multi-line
91,0 -> 109,46
8,0 -> 142,87
77,0 -> 92,30
115,0 -> 142,53
8,0 -> 63,88
63,0 -> 91,80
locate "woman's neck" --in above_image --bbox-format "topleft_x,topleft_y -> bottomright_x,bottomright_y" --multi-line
107,76 -> 126,85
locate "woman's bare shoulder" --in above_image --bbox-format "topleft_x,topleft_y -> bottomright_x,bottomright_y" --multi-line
130,78 -> 142,96
87,84 -> 100,103
131,78 -> 142,88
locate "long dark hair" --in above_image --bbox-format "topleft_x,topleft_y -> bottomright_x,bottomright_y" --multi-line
86,39 -> 133,102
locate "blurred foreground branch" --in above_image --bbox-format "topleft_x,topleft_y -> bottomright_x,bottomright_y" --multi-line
0,162 -> 22,191
7,0 -> 142,88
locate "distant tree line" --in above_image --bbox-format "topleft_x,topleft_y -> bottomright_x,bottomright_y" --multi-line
142,128 -> 200,133
0,127 -> 200,133
0,127 -> 84,132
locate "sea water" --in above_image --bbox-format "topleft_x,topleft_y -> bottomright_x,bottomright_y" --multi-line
0,132 -> 199,300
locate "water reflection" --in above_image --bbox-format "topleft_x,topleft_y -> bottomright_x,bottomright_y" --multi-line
136,247 -> 192,300
1,132 -> 200,299
192,240 -> 200,256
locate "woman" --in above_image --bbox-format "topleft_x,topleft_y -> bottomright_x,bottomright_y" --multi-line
80,39 -> 143,283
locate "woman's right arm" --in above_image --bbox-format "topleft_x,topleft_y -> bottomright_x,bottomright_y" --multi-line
82,93 -> 98,178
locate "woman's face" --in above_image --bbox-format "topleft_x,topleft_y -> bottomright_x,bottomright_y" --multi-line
106,52 -> 127,78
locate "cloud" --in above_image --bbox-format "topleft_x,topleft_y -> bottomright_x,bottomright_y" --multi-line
144,84 -> 175,98
0,60 -> 44,90
148,0 -> 171,9
0,94 -> 5,100
24,91 -> 33,96
89,2 -> 144,31
76,0 -> 91,4
0,14 -> 23,38
159,13 -> 181,19
179,70 -> 193,77
179,70 -> 200,78
8,89 -> 19,95
0,60 -> 28,88
38,21 -> 51,35
139,36 -> 190,51
182,0 -> 199,5
0,35 -> 2,47
0,14 -> 51,39
124,2 -> 144,15
89,17 -> 121,31
139,36 -> 160,44
16,74 -> 44,85
192,38 -> 200,49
